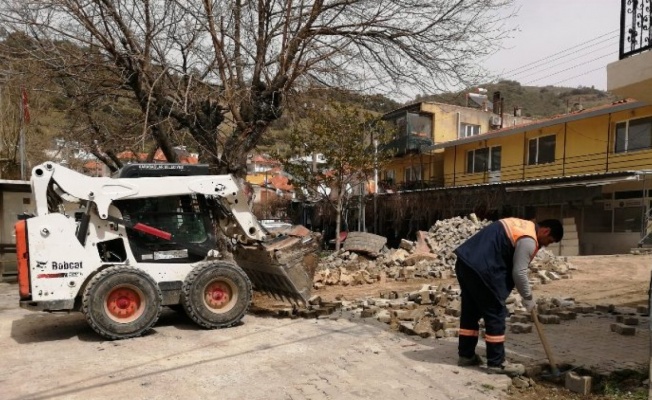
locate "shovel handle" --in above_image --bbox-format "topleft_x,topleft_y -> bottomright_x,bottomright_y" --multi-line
531,308 -> 560,375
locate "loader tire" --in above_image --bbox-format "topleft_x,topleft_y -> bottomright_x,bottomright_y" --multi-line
181,261 -> 252,329
82,266 -> 162,340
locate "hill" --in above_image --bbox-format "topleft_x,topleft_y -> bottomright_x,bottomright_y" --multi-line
414,80 -> 619,119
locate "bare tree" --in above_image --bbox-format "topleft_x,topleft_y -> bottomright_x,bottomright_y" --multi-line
0,0 -> 515,176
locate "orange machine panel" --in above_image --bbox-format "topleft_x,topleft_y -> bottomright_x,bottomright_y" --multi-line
15,220 -> 30,299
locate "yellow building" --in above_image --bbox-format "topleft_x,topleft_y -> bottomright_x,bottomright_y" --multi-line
380,100 -> 527,191
428,99 -> 652,254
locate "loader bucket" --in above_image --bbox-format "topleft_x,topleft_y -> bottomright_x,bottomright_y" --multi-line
234,226 -> 319,304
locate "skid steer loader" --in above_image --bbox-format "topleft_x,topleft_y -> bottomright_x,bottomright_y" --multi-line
15,162 -> 318,340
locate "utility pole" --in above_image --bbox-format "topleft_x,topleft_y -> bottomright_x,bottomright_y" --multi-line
373,139 -> 379,234
19,88 -> 28,180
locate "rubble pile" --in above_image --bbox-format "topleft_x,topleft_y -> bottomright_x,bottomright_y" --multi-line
530,248 -> 575,284
313,215 -> 575,287
423,215 -> 491,270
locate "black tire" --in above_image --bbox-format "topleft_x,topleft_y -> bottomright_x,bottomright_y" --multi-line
181,261 -> 252,329
82,266 -> 162,340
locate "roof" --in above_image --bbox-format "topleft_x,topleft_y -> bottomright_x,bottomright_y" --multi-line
382,100 -> 483,120
427,99 -> 646,150
378,170 -> 648,195
0,179 -> 30,192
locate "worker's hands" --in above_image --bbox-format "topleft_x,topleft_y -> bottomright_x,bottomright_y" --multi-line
522,298 -> 537,312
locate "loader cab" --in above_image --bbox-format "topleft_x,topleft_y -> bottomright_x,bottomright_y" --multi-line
113,164 -> 216,263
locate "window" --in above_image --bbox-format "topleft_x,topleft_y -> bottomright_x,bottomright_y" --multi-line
614,207 -> 642,233
407,113 -> 432,138
460,123 -> 481,138
490,146 -> 502,172
466,146 -> 501,173
385,170 -> 395,181
615,116 -> 652,153
528,135 -> 556,165
392,112 -> 432,138
405,165 -> 421,182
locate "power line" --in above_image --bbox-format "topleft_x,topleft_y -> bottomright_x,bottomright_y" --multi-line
501,29 -> 619,75
548,65 -> 608,86
523,53 -> 615,85
510,39 -> 618,79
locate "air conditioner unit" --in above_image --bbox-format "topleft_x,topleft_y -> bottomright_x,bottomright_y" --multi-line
490,115 -> 502,126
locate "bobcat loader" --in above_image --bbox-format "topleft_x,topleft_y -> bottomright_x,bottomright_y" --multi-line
16,162 -> 318,340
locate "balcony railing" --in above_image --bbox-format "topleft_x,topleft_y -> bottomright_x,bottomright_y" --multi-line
620,0 -> 652,59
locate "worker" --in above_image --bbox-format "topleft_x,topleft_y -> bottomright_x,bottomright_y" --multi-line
454,218 -> 563,376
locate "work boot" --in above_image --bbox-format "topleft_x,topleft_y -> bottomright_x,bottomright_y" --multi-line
458,354 -> 485,367
486,361 -> 525,377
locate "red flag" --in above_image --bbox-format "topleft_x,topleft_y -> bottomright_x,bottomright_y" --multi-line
21,87 -> 30,125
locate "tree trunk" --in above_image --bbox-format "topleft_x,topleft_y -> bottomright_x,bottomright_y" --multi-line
335,195 -> 343,252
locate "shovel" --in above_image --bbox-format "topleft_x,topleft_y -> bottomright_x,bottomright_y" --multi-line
531,308 -> 561,378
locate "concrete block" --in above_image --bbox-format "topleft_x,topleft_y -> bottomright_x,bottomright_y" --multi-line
444,328 -> 459,338
623,316 -> 640,326
360,306 -> 379,318
510,314 -> 530,323
637,305 -> 649,315
510,323 -> 533,334
376,310 -> 391,323
417,291 -> 433,305
610,323 -> 636,336
537,314 -> 560,324
392,310 -> 416,321
555,311 -> 577,320
565,371 -> 592,395
445,307 -> 461,317
596,304 -> 615,313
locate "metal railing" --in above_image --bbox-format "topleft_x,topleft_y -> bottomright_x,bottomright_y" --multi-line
620,0 -> 652,59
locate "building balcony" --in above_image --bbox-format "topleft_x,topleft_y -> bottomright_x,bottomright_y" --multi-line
607,0 -> 652,103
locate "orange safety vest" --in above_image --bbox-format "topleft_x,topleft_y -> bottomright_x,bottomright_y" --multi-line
499,218 -> 539,260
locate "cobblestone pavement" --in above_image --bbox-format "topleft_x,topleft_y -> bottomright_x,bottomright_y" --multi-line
513,313 -> 649,374
444,311 -> 650,377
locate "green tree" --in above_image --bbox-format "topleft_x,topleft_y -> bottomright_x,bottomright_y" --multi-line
276,103 -> 391,251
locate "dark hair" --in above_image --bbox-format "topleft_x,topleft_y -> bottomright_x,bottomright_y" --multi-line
538,219 -> 564,242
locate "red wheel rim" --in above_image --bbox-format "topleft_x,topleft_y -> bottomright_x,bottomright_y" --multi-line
203,280 -> 237,313
104,285 -> 146,323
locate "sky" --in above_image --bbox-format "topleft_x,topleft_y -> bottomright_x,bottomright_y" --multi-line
483,0 -> 620,89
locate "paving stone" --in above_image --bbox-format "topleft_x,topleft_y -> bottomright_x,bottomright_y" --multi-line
445,307 -> 461,317
510,323 -> 533,334
610,323 -> 636,336
623,316 -> 640,326
537,314 -> 560,324
555,311 -> 577,320
636,305 -> 649,315
360,306 -> 379,318
510,314 -> 530,323
376,310 -> 391,324
565,371 -> 592,395
596,304 -> 615,313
